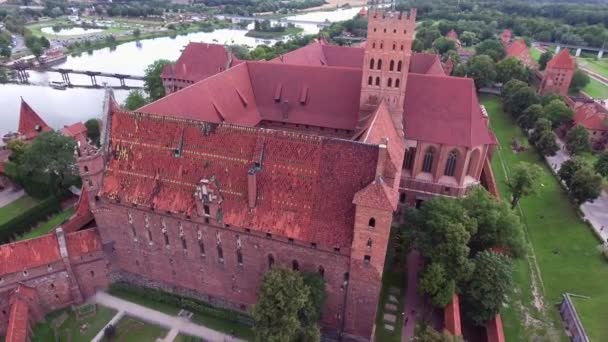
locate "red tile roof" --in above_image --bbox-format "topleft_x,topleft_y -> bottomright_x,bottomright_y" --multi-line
18,98 -> 52,140
573,101 -> 608,131
444,293 -> 462,336
409,53 -> 445,75
61,122 -> 87,138
505,39 -> 528,58
0,234 -> 60,277
102,110 -> 381,247
160,42 -> 240,82
5,295 -> 29,342
63,191 -> 94,233
547,49 -> 576,70
66,228 -> 102,258
403,74 -> 496,147
446,29 -> 459,42
353,177 -> 396,211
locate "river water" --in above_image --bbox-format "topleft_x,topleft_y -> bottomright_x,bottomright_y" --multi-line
0,6 -> 363,136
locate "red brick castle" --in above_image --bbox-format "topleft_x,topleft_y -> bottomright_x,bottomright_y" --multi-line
0,8 -> 498,342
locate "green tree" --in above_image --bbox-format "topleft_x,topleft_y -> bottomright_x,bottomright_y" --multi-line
496,57 -> 527,84
432,37 -> 456,55
463,187 -> 525,257
462,251 -> 513,325
252,268 -> 324,342
569,69 -> 590,93
144,59 -> 172,101
7,139 -> 28,162
133,28 -> 141,38
507,162 -> 543,209
570,167 -> 602,204
542,99 -> 573,128
124,89 -> 148,110
540,93 -> 562,106
475,39 -> 505,62
530,117 -> 552,145
17,131 -> 77,196
538,51 -> 553,71
595,151 -> 608,178
85,119 -> 100,146
558,157 -> 586,187
418,263 -> 455,308
565,125 -> 591,155
504,85 -> 539,117
0,68 -> 8,83
460,31 -> 477,46
0,45 -> 11,58
40,36 -> 50,48
466,54 -> 496,89
501,79 -> 527,99
535,130 -> 560,156
517,104 -> 544,130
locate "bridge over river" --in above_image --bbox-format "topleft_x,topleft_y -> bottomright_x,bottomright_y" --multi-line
3,66 -> 144,87
216,14 -> 332,27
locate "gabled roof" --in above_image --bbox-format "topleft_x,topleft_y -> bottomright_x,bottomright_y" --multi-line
403,74 -> 496,147
409,52 -> 445,75
160,42 -> 239,82
353,177 -> 396,211
5,291 -> 29,342
573,101 -> 608,131
446,29 -> 459,41
506,39 -> 528,58
66,228 -> 102,259
0,234 -> 60,277
547,49 -> 576,70
271,40 -> 364,68
61,122 -> 87,138
18,98 -> 52,140
101,110 -> 381,247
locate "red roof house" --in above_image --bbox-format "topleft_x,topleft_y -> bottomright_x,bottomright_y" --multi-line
505,39 -> 536,68
17,99 -> 52,140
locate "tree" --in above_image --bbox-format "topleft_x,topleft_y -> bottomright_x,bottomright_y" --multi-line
538,51 -> 553,71
542,99 -> 573,128
40,36 -> 50,48
462,251 -> 513,325
252,268 -> 324,342
504,85 -> 539,117
595,151 -> 608,178
17,131 -> 77,196
501,79 -> 527,99
85,119 -> 100,146
535,130 -> 560,156
517,104 -> 544,130
540,93 -> 562,106
124,89 -> 148,110
530,117 -> 552,144
7,139 -> 28,162
570,167 -> 602,204
507,162 -> 542,209
144,59 -> 172,101
0,45 -> 11,58
466,55 -> 496,89
462,187 -> 525,257
496,57 -> 527,84
418,263 -> 455,308
432,37 -> 456,55
460,31 -> 477,46
133,28 -> 141,38
569,69 -> 590,93
558,157 -> 586,187
565,125 -> 591,155
0,68 -> 8,84
475,39 -> 505,62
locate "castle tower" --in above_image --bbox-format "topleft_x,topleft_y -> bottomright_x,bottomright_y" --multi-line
539,49 -> 576,96
359,8 -> 416,136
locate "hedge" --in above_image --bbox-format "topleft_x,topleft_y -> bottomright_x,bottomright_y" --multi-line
109,282 -> 254,326
0,196 -> 61,243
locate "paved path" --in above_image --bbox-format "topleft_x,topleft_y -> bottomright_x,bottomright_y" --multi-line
545,139 -> 608,242
0,188 -> 25,207
163,328 -> 180,342
91,310 -> 125,342
402,249 -> 423,342
92,292 -> 245,342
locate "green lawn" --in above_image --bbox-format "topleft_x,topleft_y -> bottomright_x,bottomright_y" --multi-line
578,58 -> 608,79
18,207 -> 75,240
31,305 -> 117,342
0,195 -> 39,225
582,78 -> 608,99
113,316 -> 167,342
531,46 -> 543,62
108,287 -> 254,340
481,96 -> 608,342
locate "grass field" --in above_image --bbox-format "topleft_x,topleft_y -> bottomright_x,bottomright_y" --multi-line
31,305 -> 117,342
582,77 -> 608,99
531,46 -> 543,62
113,316 -> 167,341
0,195 -> 39,225
18,207 -> 75,240
578,58 -> 608,79
481,96 -> 608,341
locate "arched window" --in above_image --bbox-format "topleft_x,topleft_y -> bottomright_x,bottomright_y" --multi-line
387,78 -> 392,87
217,245 -> 224,263
367,238 -> 372,249
444,151 -> 458,177
390,60 -> 395,71
369,58 -> 375,70
377,59 -> 382,70
468,149 -> 481,176
199,240 -> 205,255
237,250 -> 243,266
163,232 -> 169,246
368,218 -> 376,228
395,78 -> 400,88
372,41 -> 376,48
84,165 -> 89,172
397,60 -> 402,72
375,77 -> 380,86
422,148 -> 434,173
368,76 -> 373,85
403,147 -> 415,170
292,260 -> 299,271
318,266 -> 325,278
268,254 -> 274,269
400,45 -> 404,51
380,42 -> 383,49
181,236 -> 187,250
392,43 -> 396,50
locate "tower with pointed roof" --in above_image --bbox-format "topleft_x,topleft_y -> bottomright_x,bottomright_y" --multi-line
539,49 -> 576,96
18,98 -> 52,140
359,8 -> 416,135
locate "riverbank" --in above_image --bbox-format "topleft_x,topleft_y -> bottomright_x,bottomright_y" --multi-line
245,26 -> 303,39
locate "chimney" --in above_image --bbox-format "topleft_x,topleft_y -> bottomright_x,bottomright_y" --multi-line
247,168 -> 257,209
376,141 -> 388,178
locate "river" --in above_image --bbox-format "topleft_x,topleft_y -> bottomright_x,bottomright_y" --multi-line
0,6 -> 363,136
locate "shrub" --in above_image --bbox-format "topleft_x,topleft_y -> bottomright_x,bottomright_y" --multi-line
0,196 -> 61,243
